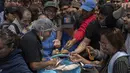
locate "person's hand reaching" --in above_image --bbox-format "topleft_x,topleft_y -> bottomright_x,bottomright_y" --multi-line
61,49 -> 69,54
65,39 -> 77,50
48,58 -> 58,66
70,53 -> 84,63
53,39 -> 61,49
52,49 -> 60,55
86,46 -> 97,60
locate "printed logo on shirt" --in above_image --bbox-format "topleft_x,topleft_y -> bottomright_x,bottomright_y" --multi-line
64,17 -> 71,24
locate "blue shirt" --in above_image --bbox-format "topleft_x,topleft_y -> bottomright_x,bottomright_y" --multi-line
60,31 -> 80,52
42,31 -> 56,57
0,49 -> 32,73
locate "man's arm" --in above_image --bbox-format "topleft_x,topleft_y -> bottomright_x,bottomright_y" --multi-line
74,37 -> 91,53
29,60 -> 56,70
56,30 -> 62,41
113,2 -> 130,19
113,7 -> 125,19
64,15 -> 96,49
20,36 -> 56,70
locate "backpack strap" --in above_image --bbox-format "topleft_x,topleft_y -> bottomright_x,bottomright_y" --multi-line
108,52 -> 129,73
11,23 -> 20,34
0,23 -> 20,35
0,23 -> 9,29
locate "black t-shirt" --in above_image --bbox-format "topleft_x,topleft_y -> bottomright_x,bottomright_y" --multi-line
85,20 -> 101,50
80,20 -> 101,60
105,14 -> 118,28
85,13 -> 118,49
20,30 -> 43,73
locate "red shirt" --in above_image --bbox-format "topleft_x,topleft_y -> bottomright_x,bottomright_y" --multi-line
73,14 -> 96,41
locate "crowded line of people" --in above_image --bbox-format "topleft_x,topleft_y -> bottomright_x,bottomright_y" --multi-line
0,0 -> 130,73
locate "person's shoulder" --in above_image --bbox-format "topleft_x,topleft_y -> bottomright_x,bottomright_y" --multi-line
90,19 -> 98,25
86,19 -> 99,28
115,56 -> 129,65
117,56 -> 128,61
21,31 -> 37,42
8,25 -> 17,33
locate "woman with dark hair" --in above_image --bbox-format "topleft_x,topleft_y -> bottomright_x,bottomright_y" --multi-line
0,28 -> 32,73
4,6 -> 22,23
70,28 -> 129,73
99,28 -> 128,73
5,6 -> 32,35
3,6 -> 22,35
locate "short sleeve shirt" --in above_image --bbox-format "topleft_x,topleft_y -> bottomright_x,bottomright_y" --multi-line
85,20 -> 101,50
20,30 -> 43,63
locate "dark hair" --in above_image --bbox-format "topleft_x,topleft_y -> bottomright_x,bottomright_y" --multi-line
4,6 -> 22,20
101,28 -> 126,51
98,0 -> 107,5
0,28 -> 20,49
99,3 -> 114,16
19,7 -> 32,19
110,0 -> 123,3
22,0 -> 32,5
28,4 -> 40,21
59,0 -> 71,8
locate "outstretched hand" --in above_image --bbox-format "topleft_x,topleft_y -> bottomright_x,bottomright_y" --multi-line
53,39 -> 61,49
70,53 -> 84,63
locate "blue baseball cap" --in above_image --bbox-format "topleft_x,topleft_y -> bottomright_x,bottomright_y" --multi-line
80,0 -> 96,11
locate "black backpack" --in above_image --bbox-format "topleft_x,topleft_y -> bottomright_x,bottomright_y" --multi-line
0,23 -> 20,34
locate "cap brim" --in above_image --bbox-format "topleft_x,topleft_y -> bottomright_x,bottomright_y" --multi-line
62,24 -> 73,28
80,5 -> 92,11
44,6 -> 58,10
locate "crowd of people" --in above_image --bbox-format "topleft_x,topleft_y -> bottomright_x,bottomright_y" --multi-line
0,0 -> 130,73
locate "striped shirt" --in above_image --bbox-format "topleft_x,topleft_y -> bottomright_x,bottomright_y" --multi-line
100,56 -> 129,73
